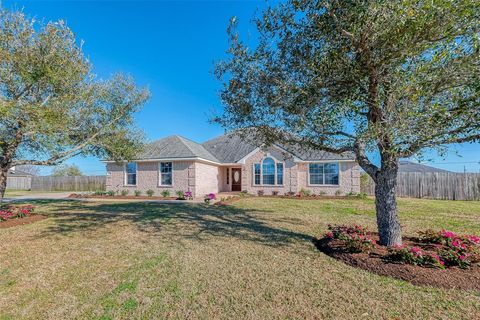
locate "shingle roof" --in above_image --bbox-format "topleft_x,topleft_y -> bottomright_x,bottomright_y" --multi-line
202,132 -> 258,163
137,133 -> 355,163
138,135 -> 219,162
202,132 -> 355,162
399,161 -> 451,173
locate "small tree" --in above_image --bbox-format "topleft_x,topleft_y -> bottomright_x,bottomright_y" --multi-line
215,1 -> 480,246
51,164 -> 83,177
0,10 -> 149,199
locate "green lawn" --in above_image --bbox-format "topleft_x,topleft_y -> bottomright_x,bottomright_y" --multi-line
1,197 -> 479,319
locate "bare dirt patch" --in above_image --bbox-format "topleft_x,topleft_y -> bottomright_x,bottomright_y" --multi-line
313,235 -> 480,291
0,215 -> 47,229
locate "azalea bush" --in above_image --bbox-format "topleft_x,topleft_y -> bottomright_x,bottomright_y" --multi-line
420,229 -> 480,269
389,229 -> 480,269
0,205 -> 35,221
325,224 -> 378,253
184,191 -> 193,200
388,246 -> 445,269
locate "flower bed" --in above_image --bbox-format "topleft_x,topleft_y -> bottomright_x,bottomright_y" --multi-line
0,205 -> 44,229
314,225 -> 480,290
0,205 -> 35,221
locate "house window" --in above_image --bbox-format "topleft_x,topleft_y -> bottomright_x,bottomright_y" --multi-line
262,157 -> 275,185
125,162 -> 137,185
254,164 -> 261,185
227,168 -> 230,184
160,162 -> 173,186
277,163 -> 283,185
309,163 -> 339,185
253,157 -> 284,186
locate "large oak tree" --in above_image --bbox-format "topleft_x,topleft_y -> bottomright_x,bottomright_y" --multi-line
215,0 -> 480,246
0,10 -> 149,199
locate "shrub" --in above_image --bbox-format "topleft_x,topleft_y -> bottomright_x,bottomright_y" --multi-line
325,224 -> 377,253
94,190 -> 106,196
176,190 -> 185,200
299,188 -> 311,197
388,246 -> 445,269
146,189 -> 155,197
0,205 -> 35,221
106,190 -> 115,196
184,191 -> 193,200
161,190 -> 170,198
134,190 -> 142,197
272,190 -> 279,196
318,191 -> 327,196
239,191 -> 248,197
335,190 -> 342,196
286,191 -> 296,197
121,189 -> 129,196
356,192 -> 368,199
346,191 -> 357,197
204,193 -> 216,204
257,190 -> 264,196
390,229 -> 480,269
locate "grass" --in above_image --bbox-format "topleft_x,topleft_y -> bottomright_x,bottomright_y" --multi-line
0,197 -> 479,319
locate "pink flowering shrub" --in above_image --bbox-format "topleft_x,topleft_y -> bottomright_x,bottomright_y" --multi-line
326,224 -> 378,253
418,229 -> 480,268
388,246 -> 445,269
0,205 -> 35,221
204,193 -> 216,204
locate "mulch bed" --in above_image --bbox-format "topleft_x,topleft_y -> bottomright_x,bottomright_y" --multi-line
258,195 -> 356,200
0,215 -> 47,229
313,235 -> 480,291
68,194 -> 184,201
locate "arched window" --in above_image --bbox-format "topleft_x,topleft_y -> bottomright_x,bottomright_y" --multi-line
262,157 -> 275,185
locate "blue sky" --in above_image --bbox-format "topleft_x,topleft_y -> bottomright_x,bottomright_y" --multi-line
3,0 -> 480,174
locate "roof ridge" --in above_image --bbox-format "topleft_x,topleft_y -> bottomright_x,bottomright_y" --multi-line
177,135 -> 220,162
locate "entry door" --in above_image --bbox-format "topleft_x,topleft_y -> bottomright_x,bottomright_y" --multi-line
231,168 -> 242,191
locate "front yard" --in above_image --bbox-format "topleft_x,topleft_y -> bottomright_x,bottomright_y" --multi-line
1,197 -> 479,319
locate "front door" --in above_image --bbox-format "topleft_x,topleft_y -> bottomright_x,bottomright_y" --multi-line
231,168 -> 242,191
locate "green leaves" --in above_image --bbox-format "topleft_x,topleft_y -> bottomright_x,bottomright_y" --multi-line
215,0 -> 480,165
0,9 -> 149,167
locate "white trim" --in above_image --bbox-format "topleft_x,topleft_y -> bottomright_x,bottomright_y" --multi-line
124,162 -> 137,187
307,162 -> 340,187
237,147 -> 261,164
158,161 -> 174,187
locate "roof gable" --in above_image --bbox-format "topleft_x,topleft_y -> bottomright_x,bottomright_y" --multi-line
139,135 -> 219,162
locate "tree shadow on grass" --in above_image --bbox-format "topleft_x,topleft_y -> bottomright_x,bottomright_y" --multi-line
32,200 -> 312,247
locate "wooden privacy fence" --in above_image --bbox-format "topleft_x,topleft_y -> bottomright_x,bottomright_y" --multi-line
30,176 -> 106,192
6,176 -> 32,190
361,172 -> 480,201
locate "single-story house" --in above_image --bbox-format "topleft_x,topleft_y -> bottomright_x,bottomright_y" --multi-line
104,133 -> 360,198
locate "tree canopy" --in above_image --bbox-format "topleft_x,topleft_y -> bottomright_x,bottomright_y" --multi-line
51,164 -> 83,177
215,0 -> 480,246
0,9 -> 149,172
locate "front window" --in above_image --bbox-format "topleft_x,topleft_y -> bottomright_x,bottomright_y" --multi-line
262,157 -> 275,185
253,157 -> 284,185
254,164 -> 261,185
309,163 -> 339,185
125,162 -> 137,185
160,162 -> 173,186
277,163 -> 283,185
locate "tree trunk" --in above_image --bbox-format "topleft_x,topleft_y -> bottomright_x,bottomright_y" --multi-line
375,167 -> 402,247
0,167 -> 8,202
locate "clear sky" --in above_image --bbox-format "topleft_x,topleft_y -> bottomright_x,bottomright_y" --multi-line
2,0 -> 480,174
